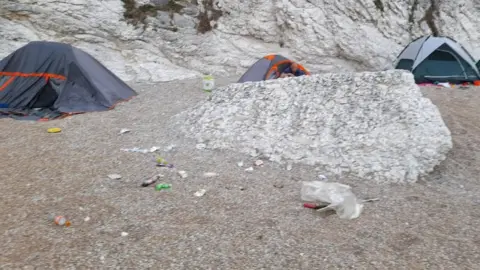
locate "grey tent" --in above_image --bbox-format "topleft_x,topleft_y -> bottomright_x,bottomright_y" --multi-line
0,41 -> 137,120
238,54 -> 310,83
394,35 -> 480,83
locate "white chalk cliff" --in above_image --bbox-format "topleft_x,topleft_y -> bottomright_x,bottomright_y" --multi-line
1,0 -> 479,82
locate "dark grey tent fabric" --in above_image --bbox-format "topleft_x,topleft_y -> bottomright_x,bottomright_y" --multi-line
0,41 -> 137,119
394,35 -> 480,83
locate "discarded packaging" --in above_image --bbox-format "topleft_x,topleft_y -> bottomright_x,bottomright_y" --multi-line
164,144 -> 176,152
194,189 -> 207,197
107,174 -> 122,180
50,215 -> 71,227
47,127 -> 62,133
245,167 -> 254,172
119,128 -> 130,134
141,174 -> 163,187
156,157 -> 169,166
178,170 -> 188,178
254,160 -> 264,166
155,183 -> 172,191
203,172 -> 218,178
237,161 -> 244,167
300,181 -> 364,219
121,147 -> 160,153
121,232 -> 129,237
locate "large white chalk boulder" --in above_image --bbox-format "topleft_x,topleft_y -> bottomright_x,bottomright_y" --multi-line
177,70 -> 452,183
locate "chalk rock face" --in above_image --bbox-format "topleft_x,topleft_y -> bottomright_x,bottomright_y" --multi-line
1,0 -> 479,82
178,70 -> 452,183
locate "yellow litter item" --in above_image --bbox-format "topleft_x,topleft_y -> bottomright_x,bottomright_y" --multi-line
47,128 -> 62,133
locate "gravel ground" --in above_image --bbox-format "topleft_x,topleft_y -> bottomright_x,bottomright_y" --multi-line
1,78 -> 479,269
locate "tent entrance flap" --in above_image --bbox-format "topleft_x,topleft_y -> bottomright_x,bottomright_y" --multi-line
413,49 -> 466,80
30,80 -> 59,108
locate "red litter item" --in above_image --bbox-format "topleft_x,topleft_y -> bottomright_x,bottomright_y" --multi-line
303,203 -> 319,209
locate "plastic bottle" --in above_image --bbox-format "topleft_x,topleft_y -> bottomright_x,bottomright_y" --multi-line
202,75 -> 215,93
155,183 -> 172,191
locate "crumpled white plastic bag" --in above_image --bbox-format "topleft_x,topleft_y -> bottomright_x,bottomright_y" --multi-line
301,181 -> 364,219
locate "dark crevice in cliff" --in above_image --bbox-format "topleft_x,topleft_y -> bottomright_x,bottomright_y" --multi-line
373,0 -> 384,12
196,0 -> 223,34
419,0 -> 440,36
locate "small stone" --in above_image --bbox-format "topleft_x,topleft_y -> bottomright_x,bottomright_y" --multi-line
245,167 -> 254,172
196,143 -> 207,150
107,174 -> 122,180
203,172 -> 218,177
237,161 -> 244,167
178,170 -> 188,178
239,186 -> 246,191
254,160 -> 264,166
121,232 -> 128,237
84,216 -> 90,222
194,189 -> 207,197
273,183 -> 284,188
318,174 -> 327,180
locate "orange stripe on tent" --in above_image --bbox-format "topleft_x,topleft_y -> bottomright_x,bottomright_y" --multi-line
265,60 -> 311,79
264,54 -> 276,60
0,76 -> 16,91
0,72 -> 66,80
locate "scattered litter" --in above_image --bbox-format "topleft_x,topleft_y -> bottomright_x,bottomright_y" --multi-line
237,161 -> 244,167
196,143 -> 207,150
194,189 -> 207,197
303,203 -> 322,209
119,128 -> 130,134
141,174 -> 164,187
203,172 -> 218,178
164,144 -> 176,152
286,162 -> 293,171
245,167 -> 254,172
301,181 -> 364,220
155,157 -> 169,166
155,183 -> 171,191
47,127 -> 62,133
84,216 -> 91,222
178,170 -> 188,178
49,215 -> 71,227
121,232 -> 129,237
254,160 -> 264,166
107,174 -> 122,180
362,198 -> 380,203
157,163 -> 174,168
318,174 -> 328,181
437,82 -> 451,88
121,147 -> 160,153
